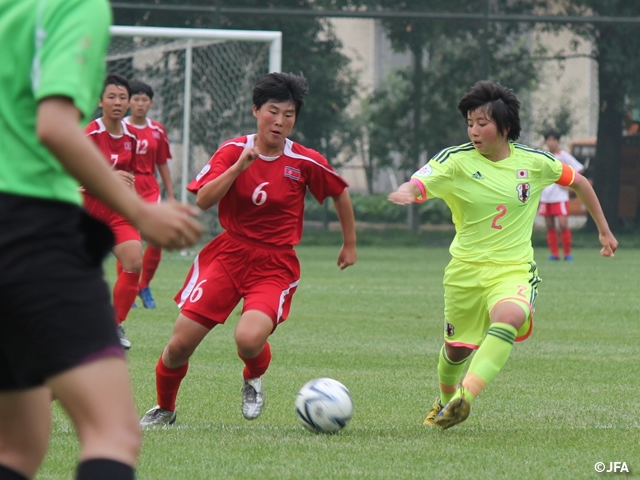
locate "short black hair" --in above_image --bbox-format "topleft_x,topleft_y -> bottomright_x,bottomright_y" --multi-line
543,128 -> 561,140
102,73 -> 131,98
458,81 -> 521,141
252,72 -> 309,118
130,81 -> 154,99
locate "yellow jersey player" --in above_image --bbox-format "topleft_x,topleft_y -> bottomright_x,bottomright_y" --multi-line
388,80 -> 617,429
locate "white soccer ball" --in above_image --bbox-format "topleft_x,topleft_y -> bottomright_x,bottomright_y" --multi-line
295,378 -> 354,434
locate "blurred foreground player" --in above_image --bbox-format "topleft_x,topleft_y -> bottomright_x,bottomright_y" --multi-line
0,1 -> 202,479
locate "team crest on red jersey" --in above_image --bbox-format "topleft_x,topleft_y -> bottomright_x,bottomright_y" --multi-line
124,142 -> 132,151
516,182 -> 531,203
284,166 -> 301,181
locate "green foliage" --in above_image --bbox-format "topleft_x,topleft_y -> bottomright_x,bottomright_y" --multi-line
304,192 -> 452,224
537,96 -> 577,139
39,247 -> 640,479
356,0 -> 543,186
533,0 -> 640,226
113,0 -> 358,164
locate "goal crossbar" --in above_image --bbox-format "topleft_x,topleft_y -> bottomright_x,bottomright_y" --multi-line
111,26 -> 282,72
109,26 -> 282,203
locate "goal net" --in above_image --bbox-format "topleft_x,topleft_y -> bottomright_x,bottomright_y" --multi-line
107,26 -> 282,203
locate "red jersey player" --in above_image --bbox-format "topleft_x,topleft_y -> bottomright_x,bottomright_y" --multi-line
140,72 -> 358,427
83,74 -> 142,350
124,81 -> 175,309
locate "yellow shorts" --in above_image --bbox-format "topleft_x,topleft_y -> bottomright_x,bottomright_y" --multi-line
442,258 -> 540,349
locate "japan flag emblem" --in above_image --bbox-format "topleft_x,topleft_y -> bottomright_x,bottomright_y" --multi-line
516,169 -> 528,179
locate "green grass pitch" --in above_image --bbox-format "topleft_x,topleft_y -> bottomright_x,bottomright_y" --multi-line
40,246 -> 639,479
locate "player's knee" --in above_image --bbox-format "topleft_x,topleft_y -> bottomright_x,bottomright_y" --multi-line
445,344 -> 472,362
164,338 -> 196,365
120,257 -> 142,273
0,437 -> 48,477
234,329 -> 265,356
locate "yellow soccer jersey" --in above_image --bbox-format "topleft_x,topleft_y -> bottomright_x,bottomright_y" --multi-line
411,142 -> 575,264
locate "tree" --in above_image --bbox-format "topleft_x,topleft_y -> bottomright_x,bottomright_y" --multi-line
354,0 -> 542,227
112,0 -> 358,165
532,1 -> 640,229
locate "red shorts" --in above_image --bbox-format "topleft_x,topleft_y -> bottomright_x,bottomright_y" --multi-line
135,174 -> 160,201
538,201 -> 569,217
83,194 -> 141,246
175,232 -> 301,330
139,190 -> 161,204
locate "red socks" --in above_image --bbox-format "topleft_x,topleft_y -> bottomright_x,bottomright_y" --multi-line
140,246 -> 162,289
156,357 -> 189,412
239,342 -> 272,380
117,246 -> 162,291
113,270 -> 140,324
561,228 -> 572,256
155,342 -> 271,412
546,229 -> 559,257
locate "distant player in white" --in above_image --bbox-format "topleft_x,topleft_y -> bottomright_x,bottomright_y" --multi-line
538,129 -> 584,261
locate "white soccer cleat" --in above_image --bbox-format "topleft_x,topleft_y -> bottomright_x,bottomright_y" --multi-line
140,405 -> 176,427
242,377 -> 265,420
116,324 -> 132,350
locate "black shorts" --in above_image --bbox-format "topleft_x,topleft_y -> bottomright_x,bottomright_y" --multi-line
0,193 -> 123,391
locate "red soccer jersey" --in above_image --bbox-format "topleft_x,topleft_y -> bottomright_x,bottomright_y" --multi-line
84,118 -> 138,173
188,134 -> 348,247
83,118 -> 138,222
124,117 -> 171,175
124,117 -> 171,198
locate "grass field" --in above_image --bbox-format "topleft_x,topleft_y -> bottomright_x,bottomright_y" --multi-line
39,245 -> 639,479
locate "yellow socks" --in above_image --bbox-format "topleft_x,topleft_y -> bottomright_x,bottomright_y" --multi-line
458,322 -> 517,402
437,345 -> 468,405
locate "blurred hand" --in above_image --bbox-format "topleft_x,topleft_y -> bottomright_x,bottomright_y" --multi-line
599,231 -> 618,257
337,244 -> 357,270
115,170 -> 135,188
388,191 -> 416,205
135,201 -> 203,250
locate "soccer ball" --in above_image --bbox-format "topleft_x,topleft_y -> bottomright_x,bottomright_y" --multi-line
295,378 -> 353,434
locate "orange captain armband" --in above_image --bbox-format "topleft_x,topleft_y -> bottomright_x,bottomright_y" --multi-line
556,163 -> 575,187
410,178 -> 428,203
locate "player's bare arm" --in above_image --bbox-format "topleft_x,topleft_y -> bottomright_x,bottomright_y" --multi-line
569,173 -> 618,257
37,96 -> 202,250
388,181 -> 421,205
157,162 -> 175,200
332,190 -> 357,269
196,146 -> 260,210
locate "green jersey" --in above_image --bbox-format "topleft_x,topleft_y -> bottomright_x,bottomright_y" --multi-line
411,142 -> 573,264
0,0 -> 111,204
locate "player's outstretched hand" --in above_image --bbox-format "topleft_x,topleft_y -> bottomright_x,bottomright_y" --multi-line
136,201 -> 202,250
599,231 -> 618,257
337,244 -> 357,270
388,191 -> 416,205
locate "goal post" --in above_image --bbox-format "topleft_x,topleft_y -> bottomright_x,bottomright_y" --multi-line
107,26 -> 282,203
